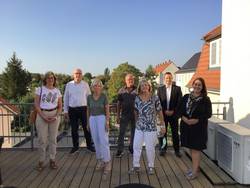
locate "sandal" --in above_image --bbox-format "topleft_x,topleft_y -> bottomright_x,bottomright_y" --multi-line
186,172 -> 197,180
128,167 -> 140,174
96,160 -> 105,170
50,160 -> 58,169
103,161 -> 111,174
36,161 -> 44,172
148,167 -> 155,175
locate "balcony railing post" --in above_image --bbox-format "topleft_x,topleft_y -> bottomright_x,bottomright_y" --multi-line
31,123 -> 34,150
223,106 -> 227,120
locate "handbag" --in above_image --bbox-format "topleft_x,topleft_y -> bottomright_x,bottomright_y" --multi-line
29,87 -> 42,124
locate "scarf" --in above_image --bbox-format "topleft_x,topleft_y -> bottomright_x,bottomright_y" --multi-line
186,92 -> 203,117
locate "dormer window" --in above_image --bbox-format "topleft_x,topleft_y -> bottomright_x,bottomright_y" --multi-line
209,38 -> 221,68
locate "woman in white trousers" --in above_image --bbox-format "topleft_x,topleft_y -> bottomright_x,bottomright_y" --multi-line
129,79 -> 165,175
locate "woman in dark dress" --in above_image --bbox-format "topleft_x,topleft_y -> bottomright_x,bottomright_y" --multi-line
179,77 -> 212,180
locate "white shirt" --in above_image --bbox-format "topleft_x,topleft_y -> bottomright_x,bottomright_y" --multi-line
165,84 -> 172,110
63,80 -> 91,113
35,86 -> 62,109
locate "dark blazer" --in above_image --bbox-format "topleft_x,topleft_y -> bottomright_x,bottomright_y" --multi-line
157,84 -> 182,118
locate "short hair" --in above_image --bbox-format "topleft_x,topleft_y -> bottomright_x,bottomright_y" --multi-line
137,79 -> 152,94
91,78 -> 103,88
43,71 -> 57,87
192,77 -> 207,96
164,72 -> 173,76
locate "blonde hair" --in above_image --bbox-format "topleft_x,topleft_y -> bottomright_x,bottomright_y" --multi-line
137,79 -> 152,94
91,78 -> 103,88
43,71 -> 57,86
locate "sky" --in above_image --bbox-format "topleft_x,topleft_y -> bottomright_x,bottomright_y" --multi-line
0,0 -> 222,76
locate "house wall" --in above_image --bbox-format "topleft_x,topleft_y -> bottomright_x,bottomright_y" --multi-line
156,63 -> 179,85
221,0 -> 250,127
176,72 -> 195,95
0,107 -> 13,148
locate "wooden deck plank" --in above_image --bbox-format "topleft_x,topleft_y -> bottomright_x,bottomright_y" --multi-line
68,151 -> 92,188
78,152 -> 96,188
181,152 -> 214,188
110,152 -> 121,187
201,153 -> 236,185
157,151 -> 182,188
37,151 -> 69,188
155,153 -> 171,188
165,151 -> 194,188
28,151 -> 65,188
142,151 -> 161,188
0,149 -> 244,188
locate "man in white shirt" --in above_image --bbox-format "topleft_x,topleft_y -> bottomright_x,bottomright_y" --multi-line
64,68 -> 95,154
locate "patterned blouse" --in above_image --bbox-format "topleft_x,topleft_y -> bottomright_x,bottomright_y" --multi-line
134,95 -> 162,132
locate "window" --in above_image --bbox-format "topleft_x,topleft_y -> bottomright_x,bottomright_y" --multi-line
209,38 -> 221,68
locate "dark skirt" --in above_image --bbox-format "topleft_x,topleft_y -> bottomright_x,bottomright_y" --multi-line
180,120 -> 207,151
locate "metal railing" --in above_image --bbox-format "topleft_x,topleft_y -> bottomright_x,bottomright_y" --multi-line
0,101 -> 231,149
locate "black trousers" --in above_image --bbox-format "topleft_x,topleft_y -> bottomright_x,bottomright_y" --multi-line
117,115 -> 135,152
159,116 -> 180,152
68,106 -> 92,149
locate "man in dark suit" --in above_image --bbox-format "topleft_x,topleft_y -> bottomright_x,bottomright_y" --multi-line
157,72 -> 182,157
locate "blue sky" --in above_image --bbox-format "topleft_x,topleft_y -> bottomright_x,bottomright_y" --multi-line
0,0 -> 221,76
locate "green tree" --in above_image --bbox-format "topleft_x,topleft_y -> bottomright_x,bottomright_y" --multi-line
96,67 -> 111,91
0,52 -> 32,102
107,62 -> 142,102
145,65 -> 157,92
83,72 -> 92,85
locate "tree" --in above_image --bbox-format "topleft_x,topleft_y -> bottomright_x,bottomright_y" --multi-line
96,67 -> 111,92
83,72 -> 92,85
107,62 -> 142,102
0,52 -> 31,102
144,65 -> 157,92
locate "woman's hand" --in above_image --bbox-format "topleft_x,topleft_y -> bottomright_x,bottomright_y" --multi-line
188,119 -> 199,125
105,121 -> 109,132
160,125 -> 166,134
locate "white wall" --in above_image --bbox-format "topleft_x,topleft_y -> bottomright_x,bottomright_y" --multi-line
155,63 -> 179,85
221,0 -> 250,127
176,72 -> 194,95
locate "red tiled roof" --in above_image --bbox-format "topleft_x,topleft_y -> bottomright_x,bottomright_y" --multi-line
203,25 -> 221,41
0,97 -> 19,114
154,60 -> 172,74
187,42 -> 220,91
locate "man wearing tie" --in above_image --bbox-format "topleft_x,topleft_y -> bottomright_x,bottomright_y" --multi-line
157,72 -> 182,157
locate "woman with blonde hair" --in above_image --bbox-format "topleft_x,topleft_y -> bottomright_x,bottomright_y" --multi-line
34,71 -> 62,171
87,78 -> 111,174
129,79 -> 165,175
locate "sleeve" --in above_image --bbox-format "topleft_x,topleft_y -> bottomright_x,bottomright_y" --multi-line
117,88 -> 123,102
176,94 -> 188,118
175,86 -> 183,113
57,88 -> 62,98
154,95 -> 162,112
205,96 -> 212,119
63,83 -> 69,113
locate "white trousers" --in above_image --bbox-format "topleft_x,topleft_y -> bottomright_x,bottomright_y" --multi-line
89,115 -> 111,162
133,129 -> 157,168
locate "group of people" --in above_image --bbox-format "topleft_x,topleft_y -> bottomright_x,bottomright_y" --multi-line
34,68 -> 212,180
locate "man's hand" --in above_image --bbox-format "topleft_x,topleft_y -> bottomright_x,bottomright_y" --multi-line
64,113 -> 69,121
165,110 -> 174,116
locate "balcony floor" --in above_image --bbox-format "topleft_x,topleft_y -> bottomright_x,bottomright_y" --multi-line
0,148 -> 244,188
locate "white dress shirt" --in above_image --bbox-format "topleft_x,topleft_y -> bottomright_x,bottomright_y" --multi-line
165,84 -> 172,110
63,80 -> 91,113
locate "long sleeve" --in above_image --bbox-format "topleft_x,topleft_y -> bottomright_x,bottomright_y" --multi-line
63,83 -> 69,113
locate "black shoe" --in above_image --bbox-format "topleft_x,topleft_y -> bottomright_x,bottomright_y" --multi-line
175,151 -> 182,158
87,146 -> 96,153
129,147 -> 133,154
70,147 -> 79,154
159,150 -> 166,156
116,150 -> 124,158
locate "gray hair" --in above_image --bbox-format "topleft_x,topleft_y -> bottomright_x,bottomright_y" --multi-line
91,78 -> 103,88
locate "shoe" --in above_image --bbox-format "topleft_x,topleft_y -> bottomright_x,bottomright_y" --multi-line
87,146 -> 96,153
96,160 -> 105,170
186,172 -> 198,180
115,150 -> 124,158
69,147 -> 79,154
185,168 -> 192,176
148,167 -> 155,175
159,150 -> 166,156
175,151 -> 182,158
36,161 -> 44,172
129,147 -> 133,154
128,167 -> 140,174
103,161 -> 112,174
50,160 -> 58,169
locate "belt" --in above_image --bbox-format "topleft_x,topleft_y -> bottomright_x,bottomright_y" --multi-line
41,107 -> 57,112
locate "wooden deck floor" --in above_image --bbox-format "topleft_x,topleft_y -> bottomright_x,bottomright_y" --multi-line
0,148 -> 244,188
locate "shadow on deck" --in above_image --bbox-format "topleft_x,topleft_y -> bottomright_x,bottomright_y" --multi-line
0,148 -> 246,188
